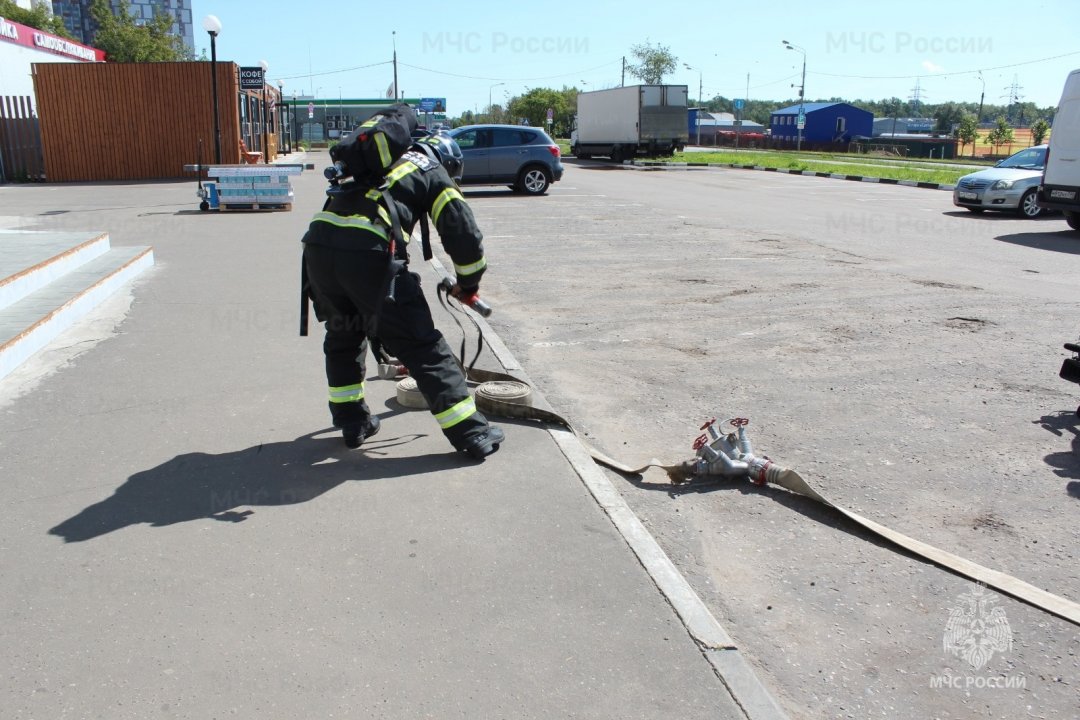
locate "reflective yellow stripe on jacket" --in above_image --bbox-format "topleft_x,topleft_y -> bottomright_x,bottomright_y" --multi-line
328,382 -> 365,404
384,162 -> 419,188
431,187 -> 465,225
312,211 -> 389,242
374,133 -> 392,168
454,257 -> 487,277
433,396 -> 477,429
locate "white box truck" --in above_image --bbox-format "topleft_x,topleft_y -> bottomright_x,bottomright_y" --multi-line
1037,68 -> 1080,231
571,85 -> 689,162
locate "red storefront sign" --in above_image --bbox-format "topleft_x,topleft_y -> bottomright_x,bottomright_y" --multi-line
0,15 -> 105,62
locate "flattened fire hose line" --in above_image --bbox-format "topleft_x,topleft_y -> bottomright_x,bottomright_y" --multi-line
464,364 -> 1080,628
426,277 -> 1080,627
465,367 -> 683,476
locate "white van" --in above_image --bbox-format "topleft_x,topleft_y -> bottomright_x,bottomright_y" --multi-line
1038,68 -> 1080,231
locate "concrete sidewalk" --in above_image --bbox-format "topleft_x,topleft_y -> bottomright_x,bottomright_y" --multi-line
0,159 -> 781,719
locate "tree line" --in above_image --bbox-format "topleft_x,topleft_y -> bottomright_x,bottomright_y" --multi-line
450,89 -> 1054,140
448,41 -> 1056,144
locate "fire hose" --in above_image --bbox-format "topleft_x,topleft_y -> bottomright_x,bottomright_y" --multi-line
395,273 -> 1080,628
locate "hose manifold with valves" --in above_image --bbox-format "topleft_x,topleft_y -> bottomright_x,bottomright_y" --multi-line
687,417 -> 794,488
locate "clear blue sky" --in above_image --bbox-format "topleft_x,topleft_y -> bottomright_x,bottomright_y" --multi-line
190,0 -> 1080,113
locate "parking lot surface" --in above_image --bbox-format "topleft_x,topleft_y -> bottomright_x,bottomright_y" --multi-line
461,160 -> 1080,719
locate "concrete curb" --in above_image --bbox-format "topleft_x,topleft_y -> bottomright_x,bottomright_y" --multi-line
426,258 -> 791,720
628,159 -> 956,191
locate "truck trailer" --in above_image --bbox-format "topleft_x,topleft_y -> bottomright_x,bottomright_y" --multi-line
571,85 -> 689,162
1037,68 -> 1080,231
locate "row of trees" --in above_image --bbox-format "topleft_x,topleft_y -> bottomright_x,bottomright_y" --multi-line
3,0 -> 192,61
452,86 -> 1052,143
953,115 -> 1050,155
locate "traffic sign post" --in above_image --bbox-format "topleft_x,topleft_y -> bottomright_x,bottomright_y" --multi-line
734,98 -> 746,149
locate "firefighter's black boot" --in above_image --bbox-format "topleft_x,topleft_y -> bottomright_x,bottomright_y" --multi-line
455,425 -> 505,460
343,416 -> 381,449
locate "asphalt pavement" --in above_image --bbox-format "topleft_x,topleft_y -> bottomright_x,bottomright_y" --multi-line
466,159 -> 1080,719
0,158 -> 781,719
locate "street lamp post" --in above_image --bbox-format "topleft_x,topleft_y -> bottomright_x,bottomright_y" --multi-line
292,91 -> 298,150
684,63 -> 703,145
201,15 -> 222,164
259,60 -> 269,163
278,80 -> 287,153
783,40 -> 806,151
488,82 -> 505,123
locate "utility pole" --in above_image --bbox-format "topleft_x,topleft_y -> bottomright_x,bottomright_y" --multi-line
977,71 -> 985,126
621,56 -> 625,87
783,40 -> 806,151
698,71 -> 703,145
392,31 -> 399,101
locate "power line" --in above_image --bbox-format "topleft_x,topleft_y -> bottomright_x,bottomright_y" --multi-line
701,73 -> 799,99
806,49 -> 1080,81
398,58 -> 623,83
277,60 -> 393,81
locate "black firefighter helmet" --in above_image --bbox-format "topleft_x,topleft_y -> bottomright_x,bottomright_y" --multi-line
413,131 -> 464,183
327,103 -> 416,184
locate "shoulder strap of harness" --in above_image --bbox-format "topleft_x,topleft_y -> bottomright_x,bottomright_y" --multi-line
407,145 -> 439,261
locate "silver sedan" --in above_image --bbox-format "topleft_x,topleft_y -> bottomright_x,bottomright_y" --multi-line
953,145 -> 1048,218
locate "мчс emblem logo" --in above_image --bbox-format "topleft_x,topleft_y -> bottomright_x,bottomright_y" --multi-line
943,584 -> 1013,671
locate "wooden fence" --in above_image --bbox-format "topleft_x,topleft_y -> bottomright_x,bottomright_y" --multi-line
0,96 -> 45,183
32,62 -> 253,182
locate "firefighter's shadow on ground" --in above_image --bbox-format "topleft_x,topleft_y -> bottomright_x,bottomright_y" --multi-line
1033,411 -> 1080,484
49,427 -> 457,543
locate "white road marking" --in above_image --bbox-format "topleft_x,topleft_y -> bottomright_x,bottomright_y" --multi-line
530,338 -> 635,348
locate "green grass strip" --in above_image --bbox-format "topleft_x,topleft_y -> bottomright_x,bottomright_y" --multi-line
653,151 -> 965,185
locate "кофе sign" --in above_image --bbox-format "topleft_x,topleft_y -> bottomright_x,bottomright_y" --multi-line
239,66 -> 264,90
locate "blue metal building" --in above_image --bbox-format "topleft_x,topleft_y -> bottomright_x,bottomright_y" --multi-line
769,102 -> 873,143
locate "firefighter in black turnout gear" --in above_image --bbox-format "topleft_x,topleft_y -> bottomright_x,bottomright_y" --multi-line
301,104 -> 504,458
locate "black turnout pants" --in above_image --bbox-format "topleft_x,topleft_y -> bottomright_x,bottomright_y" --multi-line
303,244 -> 488,446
